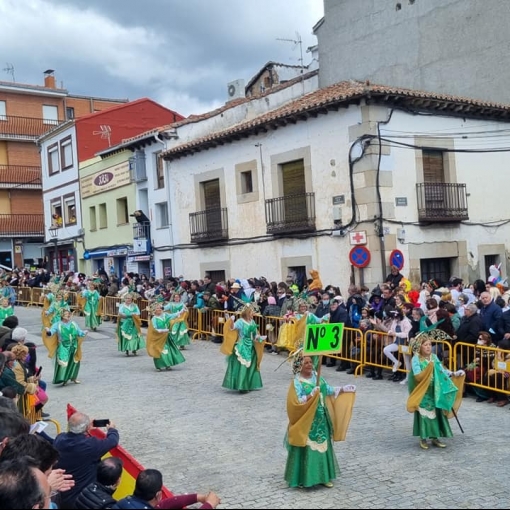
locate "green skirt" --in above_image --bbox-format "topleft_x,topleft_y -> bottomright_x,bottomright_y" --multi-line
53,345 -> 80,384
413,409 -> 453,440
284,436 -> 339,488
153,338 -> 185,369
170,322 -> 191,348
85,311 -> 102,329
222,350 -> 262,391
118,329 -> 146,352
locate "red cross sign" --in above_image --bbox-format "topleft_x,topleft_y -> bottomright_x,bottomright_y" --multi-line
349,230 -> 367,245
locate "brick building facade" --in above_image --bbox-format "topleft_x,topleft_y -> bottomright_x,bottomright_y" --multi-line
0,70 -> 127,269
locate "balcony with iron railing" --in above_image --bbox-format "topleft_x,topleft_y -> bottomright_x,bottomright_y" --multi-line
416,182 -> 469,222
0,165 -> 42,188
132,221 -> 150,240
0,214 -> 44,236
189,207 -> 228,243
0,115 -> 66,140
265,192 -> 316,234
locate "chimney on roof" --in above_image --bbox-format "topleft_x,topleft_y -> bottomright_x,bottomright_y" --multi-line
43,69 -> 56,89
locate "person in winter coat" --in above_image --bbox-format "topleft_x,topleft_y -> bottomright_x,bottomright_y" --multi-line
75,457 -> 123,509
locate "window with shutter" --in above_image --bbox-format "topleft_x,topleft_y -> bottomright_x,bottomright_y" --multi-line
422,149 -> 445,209
202,179 -> 221,234
281,160 -> 306,222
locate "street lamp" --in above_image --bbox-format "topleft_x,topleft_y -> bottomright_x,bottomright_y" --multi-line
48,226 -> 60,274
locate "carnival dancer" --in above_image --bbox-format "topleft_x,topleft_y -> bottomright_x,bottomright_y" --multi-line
221,304 -> 265,393
117,293 -> 145,357
164,293 -> 191,350
0,297 -> 14,323
284,352 -> 356,488
146,303 -> 185,371
407,330 -> 465,449
81,282 -> 102,331
44,290 -> 71,326
44,310 -> 88,386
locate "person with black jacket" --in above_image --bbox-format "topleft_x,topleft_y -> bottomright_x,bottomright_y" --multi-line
75,457 -> 123,509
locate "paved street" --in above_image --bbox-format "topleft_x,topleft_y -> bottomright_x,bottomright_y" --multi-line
15,305 -> 510,509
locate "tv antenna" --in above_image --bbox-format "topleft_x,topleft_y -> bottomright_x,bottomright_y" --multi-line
3,63 -> 15,82
276,32 -> 304,72
93,125 -> 112,146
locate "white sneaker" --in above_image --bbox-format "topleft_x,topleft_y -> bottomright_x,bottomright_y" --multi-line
399,378 -> 408,385
392,360 -> 402,372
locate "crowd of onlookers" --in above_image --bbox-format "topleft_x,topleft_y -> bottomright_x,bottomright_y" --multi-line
1,264 -> 510,507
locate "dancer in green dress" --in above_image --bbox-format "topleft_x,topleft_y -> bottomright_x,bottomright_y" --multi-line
44,290 -> 70,325
146,303 -> 185,371
284,353 -> 356,488
221,305 -> 265,392
44,310 -> 87,386
117,293 -> 145,356
164,293 -> 190,349
407,333 -> 465,449
81,282 -> 102,331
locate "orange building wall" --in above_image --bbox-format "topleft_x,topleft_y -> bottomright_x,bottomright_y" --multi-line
10,190 -> 43,215
0,91 -> 64,120
6,141 -> 40,166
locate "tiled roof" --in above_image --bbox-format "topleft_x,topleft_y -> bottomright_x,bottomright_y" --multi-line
162,80 -> 510,160
119,70 -> 319,147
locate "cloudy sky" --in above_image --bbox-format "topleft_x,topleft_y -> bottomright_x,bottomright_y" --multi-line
0,0 -> 323,116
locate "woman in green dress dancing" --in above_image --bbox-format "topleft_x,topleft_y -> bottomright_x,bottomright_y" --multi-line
284,353 -> 356,489
117,293 -> 145,356
407,333 -> 465,449
44,310 -> 87,386
146,303 -> 185,371
81,282 -> 102,331
164,293 -> 190,350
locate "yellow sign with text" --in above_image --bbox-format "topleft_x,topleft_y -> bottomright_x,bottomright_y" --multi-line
303,323 -> 344,355
80,161 -> 131,198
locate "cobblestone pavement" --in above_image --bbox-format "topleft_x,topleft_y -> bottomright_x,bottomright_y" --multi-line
16,306 -> 510,509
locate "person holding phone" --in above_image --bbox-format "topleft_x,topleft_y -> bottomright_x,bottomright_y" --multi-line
54,411 -> 119,509
44,310 -> 88,386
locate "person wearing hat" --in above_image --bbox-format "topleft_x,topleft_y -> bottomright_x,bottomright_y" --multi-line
44,289 -> 70,326
407,332 -> 465,450
226,282 -> 246,312
385,265 -> 404,291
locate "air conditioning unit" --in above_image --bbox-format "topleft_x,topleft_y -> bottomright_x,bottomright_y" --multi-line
77,228 -> 85,236
227,79 -> 245,100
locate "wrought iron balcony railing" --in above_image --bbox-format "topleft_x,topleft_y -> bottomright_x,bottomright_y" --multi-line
265,192 -> 316,234
132,221 -> 150,239
0,115 -> 65,140
0,165 -> 42,188
189,207 -> 228,243
0,214 -> 44,236
416,182 -> 469,222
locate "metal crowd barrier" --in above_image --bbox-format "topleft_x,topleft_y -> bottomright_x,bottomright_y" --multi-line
453,342 -> 510,396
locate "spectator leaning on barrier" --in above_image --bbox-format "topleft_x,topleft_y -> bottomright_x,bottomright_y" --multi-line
54,412 -> 119,509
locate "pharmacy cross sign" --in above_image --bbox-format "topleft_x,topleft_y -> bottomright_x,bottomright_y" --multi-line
349,230 -> 367,245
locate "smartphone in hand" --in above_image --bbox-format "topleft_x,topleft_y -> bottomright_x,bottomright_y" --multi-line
35,366 -> 43,377
92,419 -> 110,428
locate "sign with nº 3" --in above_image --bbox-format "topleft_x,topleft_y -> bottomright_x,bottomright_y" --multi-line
303,323 -> 344,355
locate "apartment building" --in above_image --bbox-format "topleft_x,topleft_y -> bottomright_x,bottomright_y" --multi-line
0,70 -> 127,269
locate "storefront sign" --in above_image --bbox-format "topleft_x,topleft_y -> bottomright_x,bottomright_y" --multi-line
107,249 -> 128,257
129,255 -> 151,262
80,161 -> 131,198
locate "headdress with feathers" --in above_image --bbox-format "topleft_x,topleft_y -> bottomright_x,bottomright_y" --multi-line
409,321 -> 451,355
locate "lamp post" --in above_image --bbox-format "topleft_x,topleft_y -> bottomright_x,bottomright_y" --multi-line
49,226 -> 60,274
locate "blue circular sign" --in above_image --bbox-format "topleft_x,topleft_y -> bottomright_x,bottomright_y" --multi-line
349,246 -> 371,268
389,249 -> 404,270
83,251 -> 91,260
